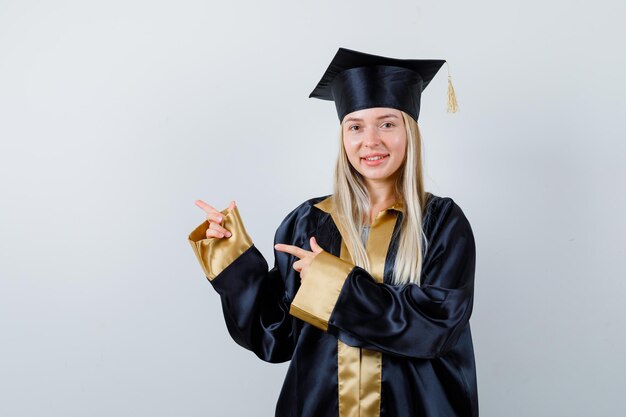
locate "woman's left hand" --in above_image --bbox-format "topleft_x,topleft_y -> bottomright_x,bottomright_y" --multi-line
274,237 -> 325,280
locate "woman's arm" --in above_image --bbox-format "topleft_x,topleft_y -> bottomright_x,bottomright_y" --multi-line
188,203 -> 308,363
289,199 -> 476,359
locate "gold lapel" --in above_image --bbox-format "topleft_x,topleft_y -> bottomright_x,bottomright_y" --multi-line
314,196 -> 399,417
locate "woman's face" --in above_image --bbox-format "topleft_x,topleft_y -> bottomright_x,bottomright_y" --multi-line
342,107 -> 407,186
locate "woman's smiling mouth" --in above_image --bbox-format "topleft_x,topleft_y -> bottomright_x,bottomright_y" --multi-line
361,153 -> 389,166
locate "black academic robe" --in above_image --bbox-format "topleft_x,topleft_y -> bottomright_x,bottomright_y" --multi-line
188,193 -> 478,417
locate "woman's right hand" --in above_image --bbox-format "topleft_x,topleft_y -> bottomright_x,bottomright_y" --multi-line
194,200 -> 236,239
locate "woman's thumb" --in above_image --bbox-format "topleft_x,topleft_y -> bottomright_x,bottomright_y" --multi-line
310,236 -> 324,253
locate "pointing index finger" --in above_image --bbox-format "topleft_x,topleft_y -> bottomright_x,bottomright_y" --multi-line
274,243 -> 308,259
195,200 -> 220,214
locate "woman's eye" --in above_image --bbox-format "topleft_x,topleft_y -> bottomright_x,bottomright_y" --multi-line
349,125 -> 360,131
381,122 -> 394,128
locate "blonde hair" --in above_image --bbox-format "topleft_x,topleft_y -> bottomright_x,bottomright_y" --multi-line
332,110 -> 429,285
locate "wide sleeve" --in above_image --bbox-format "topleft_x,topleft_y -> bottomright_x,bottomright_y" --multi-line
188,204 -> 308,363
289,199 -> 476,359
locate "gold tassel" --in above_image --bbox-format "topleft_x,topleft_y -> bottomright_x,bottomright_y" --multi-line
446,62 -> 459,113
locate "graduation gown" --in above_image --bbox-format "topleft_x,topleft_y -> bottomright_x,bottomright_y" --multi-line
187,193 -> 478,417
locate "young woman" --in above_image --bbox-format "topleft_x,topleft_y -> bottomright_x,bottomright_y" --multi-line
188,47 -> 478,417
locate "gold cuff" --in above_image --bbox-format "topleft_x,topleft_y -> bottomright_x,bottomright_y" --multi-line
187,205 -> 253,280
289,250 -> 355,331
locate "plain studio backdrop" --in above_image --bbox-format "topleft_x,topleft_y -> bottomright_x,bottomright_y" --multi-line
1,1 -> 625,416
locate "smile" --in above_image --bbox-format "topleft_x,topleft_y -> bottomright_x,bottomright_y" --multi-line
361,154 -> 389,166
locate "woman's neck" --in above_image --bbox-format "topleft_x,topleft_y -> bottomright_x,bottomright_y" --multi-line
365,179 -> 396,207
364,180 -> 397,225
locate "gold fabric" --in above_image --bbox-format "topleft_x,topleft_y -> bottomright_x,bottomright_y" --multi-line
358,207 -> 397,417
337,239 -> 362,417
313,196 -> 399,417
359,349 -> 382,416
337,310 -> 362,417
288,250 -> 354,331
187,205 -> 253,280
366,208 -> 397,280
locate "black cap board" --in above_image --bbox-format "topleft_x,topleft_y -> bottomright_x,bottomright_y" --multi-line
309,47 -> 455,123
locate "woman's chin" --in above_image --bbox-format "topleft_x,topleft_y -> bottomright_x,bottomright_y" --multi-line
360,171 -> 395,183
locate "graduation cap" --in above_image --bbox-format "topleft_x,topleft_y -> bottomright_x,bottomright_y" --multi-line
309,47 -> 458,123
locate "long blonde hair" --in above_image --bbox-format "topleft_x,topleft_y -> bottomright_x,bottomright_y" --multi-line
332,110 -> 429,285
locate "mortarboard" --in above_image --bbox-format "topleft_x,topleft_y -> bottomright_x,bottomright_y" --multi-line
309,47 -> 458,123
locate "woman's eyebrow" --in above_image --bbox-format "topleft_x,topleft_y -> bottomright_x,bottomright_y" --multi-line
377,114 -> 399,120
344,114 -> 399,124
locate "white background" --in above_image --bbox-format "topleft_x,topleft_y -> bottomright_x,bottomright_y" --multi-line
1,0 -> 625,416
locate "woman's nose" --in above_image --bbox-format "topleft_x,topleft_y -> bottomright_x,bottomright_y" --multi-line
363,129 -> 381,147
